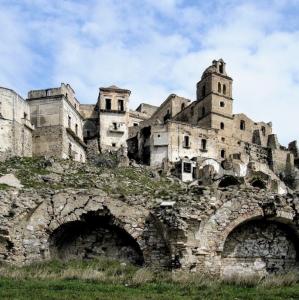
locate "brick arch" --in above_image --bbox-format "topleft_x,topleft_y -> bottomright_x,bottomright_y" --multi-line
218,212 -> 298,252
48,209 -> 145,265
217,212 -> 263,252
220,217 -> 299,276
197,203 -> 264,253
20,195 -> 148,264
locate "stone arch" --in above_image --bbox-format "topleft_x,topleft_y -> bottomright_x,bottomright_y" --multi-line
218,82 -> 221,93
48,210 -> 144,265
221,218 -> 299,277
218,175 -> 240,188
251,178 -> 266,189
83,120 -> 97,140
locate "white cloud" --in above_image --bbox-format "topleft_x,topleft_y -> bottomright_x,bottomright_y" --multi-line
0,0 -> 298,145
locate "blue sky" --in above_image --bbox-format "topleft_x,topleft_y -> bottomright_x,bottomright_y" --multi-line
0,0 -> 298,145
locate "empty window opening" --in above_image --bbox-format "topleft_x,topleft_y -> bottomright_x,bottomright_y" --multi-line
105,99 -> 111,110
183,162 -> 192,173
220,122 -> 225,130
113,122 -> 117,130
251,179 -> 266,189
181,103 -> 185,111
219,176 -> 239,188
202,107 -> 206,117
118,99 -> 124,111
219,62 -> 224,74
68,115 -> 71,128
261,126 -> 266,136
183,136 -> 190,148
75,124 -> 78,135
133,123 -> 138,127
164,109 -> 171,123
218,82 -> 221,93
112,143 -> 116,147
23,112 -> 28,119
202,85 -> 206,97
220,101 -> 225,107
221,137 -> 225,142
233,153 -> 241,160
201,139 -> 207,150
223,84 -> 227,95
240,120 -> 246,130
221,149 -> 226,158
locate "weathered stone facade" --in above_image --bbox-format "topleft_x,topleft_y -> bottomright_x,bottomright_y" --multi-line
0,88 -> 34,161
128,59 -> 297,190
0,174 -> 298,277
0,59 -> 298,278
28,83 -> 86,162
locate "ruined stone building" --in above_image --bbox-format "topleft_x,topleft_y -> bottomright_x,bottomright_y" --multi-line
0,59 -> 298,190
128,59 -> 297,188
0,59 -> 299,278
27,83 -> 86,162
0,87 -> 34,161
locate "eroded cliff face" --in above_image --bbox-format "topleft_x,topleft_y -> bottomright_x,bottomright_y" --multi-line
0,157 -> 298,278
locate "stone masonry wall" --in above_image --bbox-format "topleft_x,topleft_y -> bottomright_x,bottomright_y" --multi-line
0,182 -> 298,277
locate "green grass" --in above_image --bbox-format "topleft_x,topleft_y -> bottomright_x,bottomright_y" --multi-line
0,259 -> 298,300
0,277 -> 299,300
0,156 -> 185,198
0,183 -> 9,190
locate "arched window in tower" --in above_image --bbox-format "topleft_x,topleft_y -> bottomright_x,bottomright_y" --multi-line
223,84 -> 227,95
181,103 -> 185,111
218,82 -> 221,93
202,85 -> 206,97
240,120 -> 245,131
261,126 -> 266,136
220,122 -> 225,130
219,62 -> 224,74
202,107 -> 206,117
221,149 -> 226,158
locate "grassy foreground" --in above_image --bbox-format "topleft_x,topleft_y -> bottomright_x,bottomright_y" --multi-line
0,259 -> 299,300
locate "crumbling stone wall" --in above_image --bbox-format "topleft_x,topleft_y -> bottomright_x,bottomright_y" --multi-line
49,214 -> 144,265
0,88 -> 33,160
0,184 -> 298,277
221,220 -> 297,277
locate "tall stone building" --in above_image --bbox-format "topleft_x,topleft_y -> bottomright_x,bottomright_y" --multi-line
97,85 -> 131,151
128,59 -> 296,186
0,87 -> 34,161
0,59 -> 297,188
27,83 -> 86,162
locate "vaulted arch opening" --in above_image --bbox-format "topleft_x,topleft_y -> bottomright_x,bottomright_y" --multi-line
221,219 -> 299,277
83,120 -> 97,141
251,178 -> 266,189
49,213 -> 144,265
218,175 -> 239,188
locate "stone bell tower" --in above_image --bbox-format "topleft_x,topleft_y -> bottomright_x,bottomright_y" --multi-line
196,59 -> 233,134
